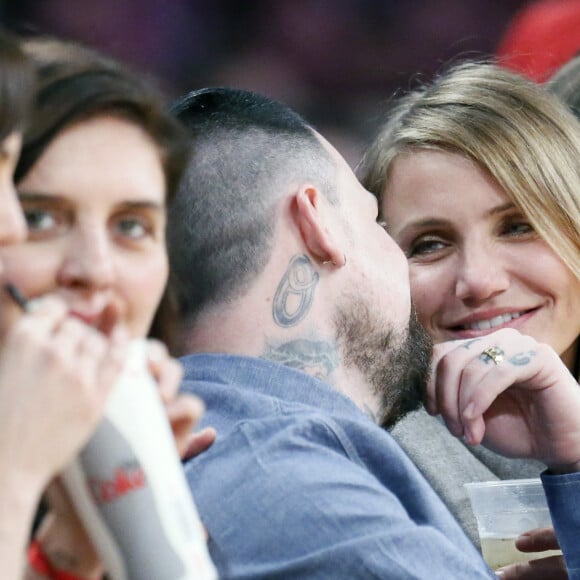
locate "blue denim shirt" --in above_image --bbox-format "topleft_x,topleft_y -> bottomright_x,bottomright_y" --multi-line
543,471 -> 580,576
181,353 -> 580,579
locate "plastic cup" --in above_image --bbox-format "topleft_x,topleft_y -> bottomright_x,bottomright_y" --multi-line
464,478 -> 562,570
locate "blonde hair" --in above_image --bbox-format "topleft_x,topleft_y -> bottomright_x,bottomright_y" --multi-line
357,61 -> 580,280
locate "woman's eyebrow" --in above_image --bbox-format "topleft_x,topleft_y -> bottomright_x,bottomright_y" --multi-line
397,202 -> 518,234
395,217 -> 450,235
487,202 -> 516,217
16,193 -> 165,212
17,191 -> 67,203
115,200 -> 165,211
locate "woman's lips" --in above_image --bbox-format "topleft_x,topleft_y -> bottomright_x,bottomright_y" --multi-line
444,307 -> 539,338
457,311 -> 523,331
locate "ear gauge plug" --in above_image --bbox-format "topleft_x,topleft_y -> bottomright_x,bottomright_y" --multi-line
322,254 -> 347,267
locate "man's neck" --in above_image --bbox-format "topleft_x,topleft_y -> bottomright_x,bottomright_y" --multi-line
262,337 -> 381,424
182,311 -> 382,425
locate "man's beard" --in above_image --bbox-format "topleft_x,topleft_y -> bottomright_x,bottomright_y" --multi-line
334,296 -> 432,429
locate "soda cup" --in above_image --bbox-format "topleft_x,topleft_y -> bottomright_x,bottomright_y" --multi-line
61,340 -> 217,580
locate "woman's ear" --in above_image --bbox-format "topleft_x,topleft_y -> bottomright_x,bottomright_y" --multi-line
294,185 -> 344,267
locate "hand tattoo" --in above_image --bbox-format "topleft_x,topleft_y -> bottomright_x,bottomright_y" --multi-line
508,350 -> 537,366
462,339 -> 482,350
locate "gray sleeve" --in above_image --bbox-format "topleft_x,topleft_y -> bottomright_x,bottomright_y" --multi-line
391,408 -> 545,547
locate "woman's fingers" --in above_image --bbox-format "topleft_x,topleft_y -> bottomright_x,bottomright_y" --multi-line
430,339 -> 486,438
145,339 -> 214,458
428,328 -> 580,466
516,527 -> 561,552
496,555 -> 567,580
165,394 -> 208,456
146,339 -> 183,402
182,427 -> 217,461
430,331 -> 541,445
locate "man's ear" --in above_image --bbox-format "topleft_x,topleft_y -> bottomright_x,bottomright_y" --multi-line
294,185 -> 344,266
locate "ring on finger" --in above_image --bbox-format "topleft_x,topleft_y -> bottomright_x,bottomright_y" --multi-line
480,346 -> 504,366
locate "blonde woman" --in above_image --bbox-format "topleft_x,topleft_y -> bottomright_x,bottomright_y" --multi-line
358,61 -> 580,579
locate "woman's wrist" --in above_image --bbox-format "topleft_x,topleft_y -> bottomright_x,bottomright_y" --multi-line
0,469 -> 44,551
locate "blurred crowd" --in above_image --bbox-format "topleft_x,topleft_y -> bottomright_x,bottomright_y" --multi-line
3,0 -> 530,165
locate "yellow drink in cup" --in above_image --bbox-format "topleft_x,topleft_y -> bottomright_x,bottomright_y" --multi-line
480,535 -> 561,570
465,478 -> 562,570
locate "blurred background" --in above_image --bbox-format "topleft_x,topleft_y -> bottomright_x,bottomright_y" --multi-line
1,0 -> 575,165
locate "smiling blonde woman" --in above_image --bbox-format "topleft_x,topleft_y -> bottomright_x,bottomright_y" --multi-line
357,62 -> 580,574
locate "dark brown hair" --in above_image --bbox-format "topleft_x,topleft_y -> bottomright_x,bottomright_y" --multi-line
0,28 -> 34,141
16,37 -> 189,201
17,37 -> 191,340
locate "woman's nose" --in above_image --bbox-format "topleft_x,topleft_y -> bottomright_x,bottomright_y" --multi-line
454,245 -> 510,303
57,227 -> 115,289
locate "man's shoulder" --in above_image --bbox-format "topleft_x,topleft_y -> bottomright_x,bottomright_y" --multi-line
195,410 -> 386,469
184,407 -> 487,579
186,410 -> 411,520
186,406 -> 414,514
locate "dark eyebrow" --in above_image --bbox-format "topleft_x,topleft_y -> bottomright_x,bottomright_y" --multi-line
17,191 -> 67,204
17,192 -> 165,211
394,218 -> 450,238
115,200 -> 166,212
401,217 -> 447,229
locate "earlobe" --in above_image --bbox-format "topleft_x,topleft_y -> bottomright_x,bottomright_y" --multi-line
322,254 -> 347,267
294,185 -> 344,267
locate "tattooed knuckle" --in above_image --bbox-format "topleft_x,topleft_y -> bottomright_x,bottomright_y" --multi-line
461,338 -> 481,351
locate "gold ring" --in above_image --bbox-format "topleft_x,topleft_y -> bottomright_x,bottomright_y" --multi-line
480,346 -> 504,366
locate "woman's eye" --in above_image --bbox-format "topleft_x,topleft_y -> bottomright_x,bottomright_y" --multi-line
407,238 -> 448,258
501,221 -> 535,237
114,216 -> 152,240
23,209 -> 57,232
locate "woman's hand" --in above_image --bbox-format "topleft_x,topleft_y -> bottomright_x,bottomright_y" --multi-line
427,328 -> 580,472
0,297 -> 128,494
32,338 -> 215,578
496,527 -> 567,579
0,297 -> 128,580
146,338 -> 217,457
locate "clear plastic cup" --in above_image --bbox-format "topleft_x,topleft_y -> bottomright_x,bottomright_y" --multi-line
464,478 -> 562,570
